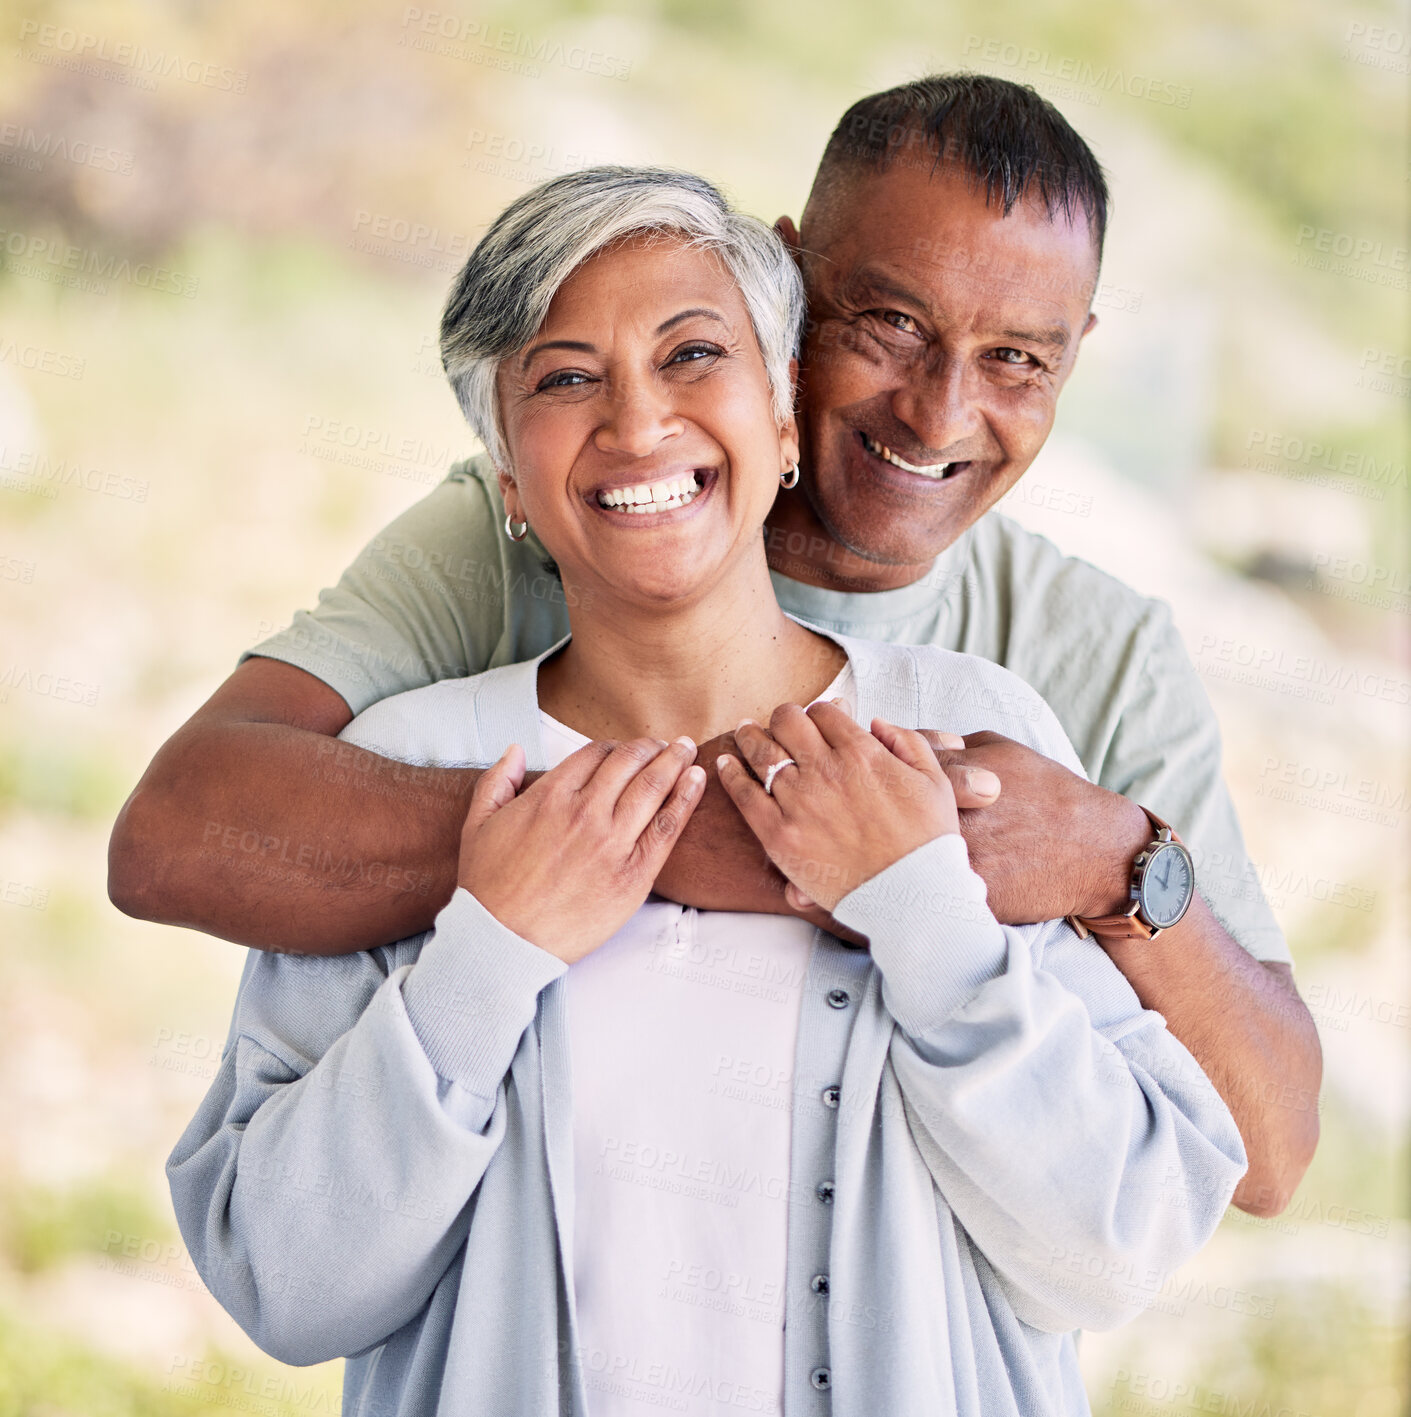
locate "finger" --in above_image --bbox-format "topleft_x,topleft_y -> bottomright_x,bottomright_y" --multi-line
785,890 -> 871,948
716,753 -> 782,840
732,719 -> 791,784
612,737 -> 700,837
630,765 -> 707,874
766,701 -> 830,765
582,736 -> 673,803
804,697 -> 874,751
944,763 -> 1001,808
917,728 -> 966,752
784,881 -> 816,911
539,737 -> 617,792
464,744 -> 526,833
870,718 -> 947,779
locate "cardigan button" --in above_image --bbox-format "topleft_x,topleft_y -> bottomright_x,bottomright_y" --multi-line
810,1273 -> 831,1295
810,1366 -> 832,1391
822,1085 -> 841,1109
826,988 -> 851,1009
815,1180 -> 835,1205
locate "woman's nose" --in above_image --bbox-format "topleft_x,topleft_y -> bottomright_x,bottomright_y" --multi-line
593,376 -> 684,458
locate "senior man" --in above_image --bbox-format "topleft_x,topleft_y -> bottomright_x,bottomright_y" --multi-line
110,74 -> 1320,1216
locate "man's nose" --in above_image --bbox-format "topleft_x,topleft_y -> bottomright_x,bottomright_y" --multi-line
890,358 -> 982,456
594,375 -> 684,458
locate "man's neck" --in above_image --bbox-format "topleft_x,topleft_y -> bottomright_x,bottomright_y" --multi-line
763,488 -> 938,593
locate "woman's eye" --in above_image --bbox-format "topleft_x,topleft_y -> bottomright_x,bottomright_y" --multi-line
667,343 -> 722,366
537,369 -> 592,390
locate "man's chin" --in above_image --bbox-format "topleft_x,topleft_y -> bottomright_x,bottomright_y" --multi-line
809,481 -> 976,568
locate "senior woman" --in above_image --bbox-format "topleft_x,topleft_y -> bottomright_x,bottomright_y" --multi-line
168,168 -> 1245,1417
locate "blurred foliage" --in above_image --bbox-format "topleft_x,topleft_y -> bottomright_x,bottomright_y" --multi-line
0,1178 -> 167,1274
1094,1282 -> 1407,1417
0,734 -> 130,822
0,1305 -> 341,1416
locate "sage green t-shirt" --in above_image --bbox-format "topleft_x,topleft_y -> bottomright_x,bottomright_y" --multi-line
246,456 -> 1290,964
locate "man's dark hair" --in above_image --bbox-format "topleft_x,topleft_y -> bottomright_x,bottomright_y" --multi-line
810,73 -> 1108,258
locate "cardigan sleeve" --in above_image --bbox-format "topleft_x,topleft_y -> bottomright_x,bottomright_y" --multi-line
834,837 -> 1246,1333
832,651 -> 1248,1332
166,887 -> 567,1366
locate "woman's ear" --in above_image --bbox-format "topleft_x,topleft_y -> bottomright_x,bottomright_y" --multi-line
779,413 -> 800,474
778,358 -> 800,470
497,468 -> 524,523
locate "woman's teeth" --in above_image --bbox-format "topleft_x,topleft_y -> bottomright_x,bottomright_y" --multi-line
861,432 -> 955,479
596,473 -> 703,513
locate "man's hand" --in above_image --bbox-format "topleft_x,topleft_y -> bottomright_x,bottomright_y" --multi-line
935,731 -> 1152,925
651,723 -> 999,938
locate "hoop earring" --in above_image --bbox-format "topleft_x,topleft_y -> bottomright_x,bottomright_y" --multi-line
780,462 -> 800,489
504,513 -> 529,543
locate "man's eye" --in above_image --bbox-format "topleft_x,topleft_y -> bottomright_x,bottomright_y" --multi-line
991,347 -> 1033,366
877,310 -> 920,335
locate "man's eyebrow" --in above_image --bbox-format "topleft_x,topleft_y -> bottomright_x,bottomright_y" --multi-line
840,267 -> 930,311
999,326 -> 1071,350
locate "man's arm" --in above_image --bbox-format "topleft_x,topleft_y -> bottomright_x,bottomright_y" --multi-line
109,670 -> 995,953
108,658 -> 473,952
935,730 -> 1322,1219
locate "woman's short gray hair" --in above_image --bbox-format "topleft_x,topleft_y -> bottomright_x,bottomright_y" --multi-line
440,166 -> 805,471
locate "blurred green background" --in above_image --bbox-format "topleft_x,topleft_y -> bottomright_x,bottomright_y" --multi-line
0,0 -> 1406,1411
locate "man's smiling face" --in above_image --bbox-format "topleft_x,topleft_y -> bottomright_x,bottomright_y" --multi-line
788,156 -> 1100,573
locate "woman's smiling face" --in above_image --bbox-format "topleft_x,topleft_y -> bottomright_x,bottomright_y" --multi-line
495,234 -> 798,613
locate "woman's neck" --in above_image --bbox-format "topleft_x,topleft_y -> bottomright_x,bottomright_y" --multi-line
538,551 -> 847,744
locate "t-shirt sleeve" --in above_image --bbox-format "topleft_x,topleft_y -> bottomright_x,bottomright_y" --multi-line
1089,604 -> 1292,967
241,461 -> 508,715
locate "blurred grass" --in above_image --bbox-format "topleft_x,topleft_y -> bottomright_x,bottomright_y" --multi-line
1093,1283 -> 1406,1416
1,1178 -> 167,1274
0,1306 -> 341,1416
0,735 -> 131,823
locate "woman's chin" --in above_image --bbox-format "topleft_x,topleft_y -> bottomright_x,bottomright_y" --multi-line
569,551 -> 729,616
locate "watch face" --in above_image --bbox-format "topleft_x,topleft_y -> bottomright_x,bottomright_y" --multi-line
1139,841 -> 1195,930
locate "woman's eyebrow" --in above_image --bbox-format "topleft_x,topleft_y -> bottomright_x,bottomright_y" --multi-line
518,308 -> 726,370
519,338 -> 595,370
655,307 -> 727,335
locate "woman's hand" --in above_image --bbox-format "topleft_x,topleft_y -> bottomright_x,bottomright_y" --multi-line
458,738 -> 705,963
717,702 -> 958,913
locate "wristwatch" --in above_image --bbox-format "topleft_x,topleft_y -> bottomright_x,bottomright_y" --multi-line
1066,808 -> 1195,943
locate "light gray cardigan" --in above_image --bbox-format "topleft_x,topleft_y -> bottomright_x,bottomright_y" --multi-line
168,632 -> 1246,1416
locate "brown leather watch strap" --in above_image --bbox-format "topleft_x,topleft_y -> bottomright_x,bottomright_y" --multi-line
1066,910 -> 1152,943
1066,806 -> 1183,943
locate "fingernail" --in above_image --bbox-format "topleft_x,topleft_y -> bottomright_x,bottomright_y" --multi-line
938,733 -> 964,749
715,755 -> 734,773
967,768 -> 1000,796
686,766 -> 707,788
674,735 -> 696,751
735,719 -> 754,732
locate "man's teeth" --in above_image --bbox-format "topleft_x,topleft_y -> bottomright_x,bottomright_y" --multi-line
861,433 -> 955,479
596,473 -> 703,513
